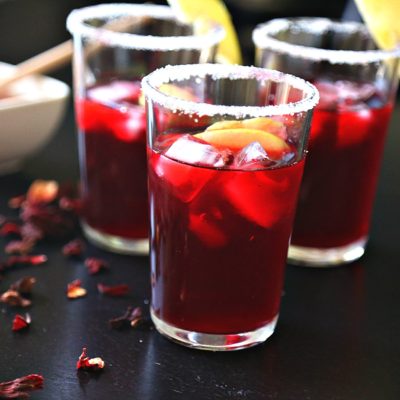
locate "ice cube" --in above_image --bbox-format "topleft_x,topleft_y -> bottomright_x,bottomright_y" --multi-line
151,150 -> 216,203
88,81 -> 141,104
315,80 -> 375,110
234,141 -> 273,170
223,171 -> 290,228
165,134 -> 229,168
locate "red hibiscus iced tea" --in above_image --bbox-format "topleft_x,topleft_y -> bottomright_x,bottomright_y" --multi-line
253,18 -> 400,265
142,64 -> 319,350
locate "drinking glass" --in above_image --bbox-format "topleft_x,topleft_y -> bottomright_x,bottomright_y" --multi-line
253,18 -> 400,266
66,4 -> 224,254
142,64 -> 319,350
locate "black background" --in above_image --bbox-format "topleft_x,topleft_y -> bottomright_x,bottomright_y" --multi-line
1,1 -> 400,399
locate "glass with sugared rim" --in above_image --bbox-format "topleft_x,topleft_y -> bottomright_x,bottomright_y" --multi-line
142,63 -> 319,350
66,3 -> 224,255
253,18 -> 400,266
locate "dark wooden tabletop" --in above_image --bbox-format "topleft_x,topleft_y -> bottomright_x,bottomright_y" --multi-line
0,102 -> 399,400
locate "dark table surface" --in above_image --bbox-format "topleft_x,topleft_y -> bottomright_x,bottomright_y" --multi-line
0,102 -> 400,400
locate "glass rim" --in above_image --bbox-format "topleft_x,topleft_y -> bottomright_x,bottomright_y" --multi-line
141,64 -> 319,118
66,3 -> 225,51
252,18 -> 400,64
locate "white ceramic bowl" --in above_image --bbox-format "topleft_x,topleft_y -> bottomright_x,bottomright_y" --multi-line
0,62 -> 70,174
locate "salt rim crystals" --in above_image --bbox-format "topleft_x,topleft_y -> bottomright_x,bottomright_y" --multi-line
66,3 -> 225,51
141,64 -> 319,118
253,18 -> 400,65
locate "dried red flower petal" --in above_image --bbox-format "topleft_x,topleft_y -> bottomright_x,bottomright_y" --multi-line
5,240 -> 34,255
85,258 -> 108,275
20,223 -> 44,243
67,279 -> 87,299
10,277 -> 36,294
8,195 -> 26,209
76,348 -> 105,371
97,283 -> 129,297
0,290 -> 31,307
62,239 -> 85,257
3,255 -> 47,269
26,180 -> 59,204
0,374 -> 44,398
0,223 -> 21,237
109,306 -> 143,329
12,314 -> 31,331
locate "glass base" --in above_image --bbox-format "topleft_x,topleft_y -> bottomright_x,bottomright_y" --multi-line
288,236 -> 367,267
81,221 -> 149,255
151,308 -> 278,351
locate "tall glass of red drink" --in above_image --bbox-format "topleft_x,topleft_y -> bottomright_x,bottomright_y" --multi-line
254,18 -> 400,266
66,4 -> 224,254
142,64 -> 319,350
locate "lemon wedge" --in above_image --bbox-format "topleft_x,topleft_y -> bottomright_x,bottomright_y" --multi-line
167,0 -> 242,64
354,0 -> 400,49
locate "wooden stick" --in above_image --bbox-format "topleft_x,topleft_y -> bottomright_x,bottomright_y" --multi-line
0,40 -> 73,90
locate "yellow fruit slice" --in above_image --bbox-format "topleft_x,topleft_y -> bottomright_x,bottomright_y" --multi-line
206,117 -> 286,137
167,0 -> 242,64
354,0 -> 400,49
138,83 -> 195,106
195,128 -> 290,155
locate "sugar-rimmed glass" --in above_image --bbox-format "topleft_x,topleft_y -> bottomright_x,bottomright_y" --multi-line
142,64 -> 319,350
66,4 -> 224,255
253,18 -> 400,266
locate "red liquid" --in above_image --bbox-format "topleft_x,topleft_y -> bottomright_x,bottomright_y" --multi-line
75,81 -> 148,239
291,81 -> 393,248
148,135 -> 304,334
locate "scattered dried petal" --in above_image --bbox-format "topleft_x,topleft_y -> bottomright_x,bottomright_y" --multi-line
12,314 -> 31,331
97,283 -> 129,297
0,374 -> 44,398
3,255 -> 47,269
10,277 -> 36,294
67,280 -> 87,299
5,240 -> 34,255
0,223 -> 21,237
76,348 -> 105,371
62,239 -> 85,257
20,223 -> 44,243
85,258 -> 108,275
26,180 -> 59,204
8,195 -> 26,209
0,290 -> 31,307
109,306 -> 143,330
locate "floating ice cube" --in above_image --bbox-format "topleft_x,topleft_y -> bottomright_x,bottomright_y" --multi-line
234,141 -> 273,170
88,81 -> 141,104
165,134 -> 230,168
315,80 -> 375,110
189,212 -> 228,248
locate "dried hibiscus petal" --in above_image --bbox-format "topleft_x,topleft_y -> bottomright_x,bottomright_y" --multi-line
0,223 -> 21,237
97,283 -> 129,297
0,290 -> 31,307
62,239 -> 85,257
8,195 -> 26,209
67,279 -> 87,299
10,277 -> 36,294
76,348 -> 105,371
59,197 -> 82,213
20,223 -> 44,243
85,258 -> 108,275
3,255 -> 47,269
5,240 -> 34,255
26,180 -> 59,204
0,374 -> 44,398
12,314 -> 31,332
109,306 -> 143,329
